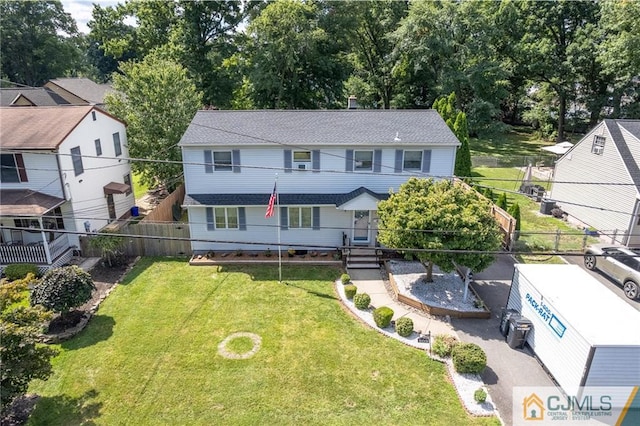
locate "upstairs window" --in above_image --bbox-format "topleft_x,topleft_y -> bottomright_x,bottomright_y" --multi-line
354,150 -> 373,171
113,132 -> 122,156
95,139 -> 102,156
591,135 -> 605,155
1,153 -> 27,182
403,150 -> 422,170
123,173 -> 132,196
293,150 -> 311,170
213,151 -> 232,171
70,147 -> 84,176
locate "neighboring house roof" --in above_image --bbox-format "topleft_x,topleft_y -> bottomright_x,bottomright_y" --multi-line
603,119 -> 640,191
184,187 -> 389,207
179,110 -> 460,147
0,88 -> 69,106
0,105 -> 124,150
0,189 -> 65,216
45,78 -> 113,104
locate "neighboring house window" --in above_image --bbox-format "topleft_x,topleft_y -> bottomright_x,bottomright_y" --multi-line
95,139 -> 102,156
92,111 -> 96,121
14,218 -> 39,229
591,135 -> 605,155
403,150 -> 422,170
123,173 -> 132,196
71,146 -> 84,176
113,132 -> 122,156
214,151 -> 232,171
293,150 -> 311,170
43,207 -> 65,230
354,150 -> 373,171
1,153 -> 28,182
215,207 -> 238,229
289,207 -> 312,228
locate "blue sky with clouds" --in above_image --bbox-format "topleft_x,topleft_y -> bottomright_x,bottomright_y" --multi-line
60,0 -> 124,34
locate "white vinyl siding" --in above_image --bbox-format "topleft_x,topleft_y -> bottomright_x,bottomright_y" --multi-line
583,347 -> 640,387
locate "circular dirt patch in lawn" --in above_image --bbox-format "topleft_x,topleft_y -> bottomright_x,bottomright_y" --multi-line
47,310 -> 85,334
217,332 -> 262,360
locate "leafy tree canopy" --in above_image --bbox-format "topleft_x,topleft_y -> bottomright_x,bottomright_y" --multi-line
377,178 -> 503,279
30,266 -> 95,315
105,54 -> 202,189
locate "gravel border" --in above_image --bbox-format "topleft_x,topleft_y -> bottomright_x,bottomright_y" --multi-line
335,276 -> 497,418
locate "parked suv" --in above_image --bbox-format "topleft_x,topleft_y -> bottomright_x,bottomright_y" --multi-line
584,244 -> 640,300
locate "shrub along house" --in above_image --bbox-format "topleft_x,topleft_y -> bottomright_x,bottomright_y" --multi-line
179,108 -> 460,255
549,119 -> 640,246
0,106 -> 134,272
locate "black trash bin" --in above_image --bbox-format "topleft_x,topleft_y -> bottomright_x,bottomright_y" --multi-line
499,309 -> 519,337
506,316 -> 533,349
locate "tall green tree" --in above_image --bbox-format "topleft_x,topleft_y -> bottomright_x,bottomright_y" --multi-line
105,54 -> 202,189
434,94 -> 471,177
246,0 -> 347,109
377,178 -> 503,282
0,0 -> 83,86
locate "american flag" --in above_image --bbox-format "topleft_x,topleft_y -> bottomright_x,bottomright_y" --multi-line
265,182 -> 277,218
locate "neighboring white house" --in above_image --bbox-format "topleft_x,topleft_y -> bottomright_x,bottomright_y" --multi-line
179,109 -> 460,253
0,105 -> 134,270
550,119 -> 640,246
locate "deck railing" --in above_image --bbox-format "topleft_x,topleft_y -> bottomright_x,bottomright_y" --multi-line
0,235 -> 70,265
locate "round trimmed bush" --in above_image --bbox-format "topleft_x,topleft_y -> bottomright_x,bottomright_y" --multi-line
373,306 -> 394,328
340,273 -> 351,285
474,388 -> 487,403
31,265 -> 96,315
452,342 -> 487,374
344,284 -> 357,300
353,293 -> 371,310
395,317 -> 414,337
431,334 -> 459,358
4,263 -> 39,281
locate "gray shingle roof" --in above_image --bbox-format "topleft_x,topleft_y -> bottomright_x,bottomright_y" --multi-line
184,187 -> 388,207
179,110 -> 460,147
0,88 -> 69,106
47,78 -> 113,104
604,119 -> 640,190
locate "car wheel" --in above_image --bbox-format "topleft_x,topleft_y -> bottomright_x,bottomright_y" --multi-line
584,255 -> 596,270
623,281 -> 639,300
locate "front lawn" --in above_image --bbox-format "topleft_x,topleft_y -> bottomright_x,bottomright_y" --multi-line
29,259 -> 497,425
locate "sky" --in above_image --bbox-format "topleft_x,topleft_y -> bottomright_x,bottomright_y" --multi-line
60,0 -> 126,34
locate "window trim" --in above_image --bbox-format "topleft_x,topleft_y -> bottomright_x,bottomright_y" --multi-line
70,146 -> 84,176
354,150 -> 374,172
591,135 -> 605,155
403,150 -> 423,170
123,173 -> 132,196
293,151 -> 311,162
289,206 -> 313,229
113,132 -> 122,157
214,207 -> 239,229
1,153 -> 20,182
213,151 -> 233,171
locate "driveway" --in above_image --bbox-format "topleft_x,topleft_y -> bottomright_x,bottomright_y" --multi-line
563,253 -> 640,311
450,255 -> 557,425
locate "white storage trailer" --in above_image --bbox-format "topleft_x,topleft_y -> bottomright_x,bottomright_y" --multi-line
507,264 -> 640,396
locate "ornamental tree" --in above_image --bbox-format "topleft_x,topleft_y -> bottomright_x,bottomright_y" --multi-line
30,266 -> 95,317
377,178 -> 503,281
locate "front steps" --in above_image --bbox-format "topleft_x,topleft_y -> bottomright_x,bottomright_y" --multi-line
346,247 -> 380,270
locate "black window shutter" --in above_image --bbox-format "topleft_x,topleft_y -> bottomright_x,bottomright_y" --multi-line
312,207 -> 320,230
284,150 -> 292,173
312,150 -> 320,173
345,149 -> 354,172
280,207 -> 288,230
422,150 -> 432,173
15,154 -> 28,182
232,150 -> 241,173
238,207 -> 246,230
394,150 -> 403,173
206,207 -> 215,230
373,150 -> 382,173
204,150 -> 213,173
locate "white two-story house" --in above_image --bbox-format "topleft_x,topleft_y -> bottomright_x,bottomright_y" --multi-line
179,109 -> 460,254
0,106 -> 134,270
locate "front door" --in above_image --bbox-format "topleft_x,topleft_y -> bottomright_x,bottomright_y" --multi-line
107,194 -> 116,220
353,210 -> 370,243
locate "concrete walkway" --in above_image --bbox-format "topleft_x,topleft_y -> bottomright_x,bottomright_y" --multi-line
348,268 -> 457,338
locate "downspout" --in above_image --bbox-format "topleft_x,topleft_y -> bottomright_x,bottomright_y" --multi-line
624,198 -> 640,246
55,150 -> 69,200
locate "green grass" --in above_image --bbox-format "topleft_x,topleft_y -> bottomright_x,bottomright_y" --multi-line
472,167 -> 598,263
29,259 -> 497,426
132,172 -> 150,199
470,126 -> 552,158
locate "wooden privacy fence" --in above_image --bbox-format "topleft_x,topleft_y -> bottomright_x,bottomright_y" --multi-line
142,184 -> 185,222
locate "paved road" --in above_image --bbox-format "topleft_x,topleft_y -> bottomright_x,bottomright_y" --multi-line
451,256 -> 558,425
563,254 -> 640,312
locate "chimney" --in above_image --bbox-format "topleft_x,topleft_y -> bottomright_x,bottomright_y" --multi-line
347,95 -> 358,110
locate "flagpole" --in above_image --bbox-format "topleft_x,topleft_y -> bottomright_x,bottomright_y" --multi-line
276,173 -> 282,283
